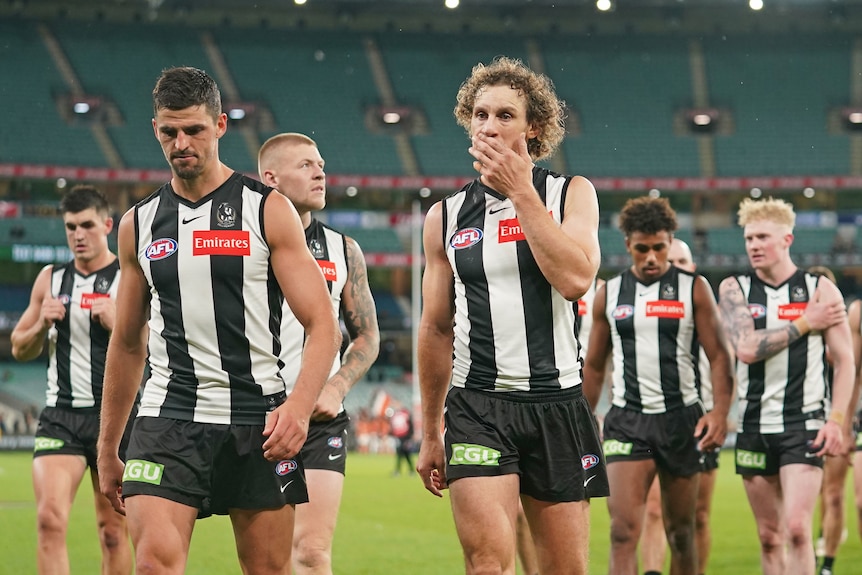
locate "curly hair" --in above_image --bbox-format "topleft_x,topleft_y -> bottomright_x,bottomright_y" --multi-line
737,197 -> 795,230
618,196 -> 678,237
453,56 -> 565,161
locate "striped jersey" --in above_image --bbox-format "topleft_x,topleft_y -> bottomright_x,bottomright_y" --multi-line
280,218 -> 348,393
733,270 -> 828,434
443,166 -> 582,393
135,173 -> 285,425
45,259 -> 120,409
604,266 -> 701,414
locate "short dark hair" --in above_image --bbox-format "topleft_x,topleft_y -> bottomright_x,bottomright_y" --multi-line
60,185 -> 110,216
152,66 -> 222,119
618,196 -> 678,237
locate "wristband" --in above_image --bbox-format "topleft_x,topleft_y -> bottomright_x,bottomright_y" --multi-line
829,410 -> 845,427
793,315 -> 810,335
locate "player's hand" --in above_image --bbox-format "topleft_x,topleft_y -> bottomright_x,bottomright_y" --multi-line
262,401 -> 309,461
469,132 -> 534,198
310,383 -> 342,421
812,420 -> 844,457
40,296 -> 66,328
416,434 -> 447,497
694,410 -> 727,452
96,453 -> 127,515
803,287 -> 846,332
89,297 -> 116,331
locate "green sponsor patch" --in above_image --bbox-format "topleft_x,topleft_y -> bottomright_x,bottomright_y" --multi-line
33,438 -> 65,452
122,459 -> 165,485
736,449 -> 767,470
602,439 -> 633,457
857,433 -> 862,449
449,443 -> 501,466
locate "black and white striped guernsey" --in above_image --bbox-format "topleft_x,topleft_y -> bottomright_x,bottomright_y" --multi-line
733,270 -> 828,434
134,173 -> 285,425
46,259 -> 120,409
280,218 -> 348,393
603,266 -> 701,414
442,166 -> 582,393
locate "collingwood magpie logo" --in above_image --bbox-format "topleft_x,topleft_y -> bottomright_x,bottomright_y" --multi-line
661,283 -> 676,300
309,239 -> 325,258
791,286 -> 807,302
95,276 -> 111,294
216,202 -> 237,228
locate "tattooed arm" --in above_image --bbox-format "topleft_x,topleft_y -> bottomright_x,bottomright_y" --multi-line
312,236 -> 381,420
718,275 -> 847,365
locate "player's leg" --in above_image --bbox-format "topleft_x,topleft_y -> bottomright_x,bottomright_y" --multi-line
819,453 -> 849,574
124,495 -> 197,574
855,448 -> 862,544
640,475 -> 667,574
32,453 -> 88,575
88,468 -> 132,574
780,463 -> 824,575
515,499 -> 539,575
742,474 -> 786,575
449,474 -> 520,575
231,505 -> 296,575
694,467 -> 718,575
606,458 -> 656,575
657,468 -> 699,575
293,468 -> 344,575
521,495 -> 590,575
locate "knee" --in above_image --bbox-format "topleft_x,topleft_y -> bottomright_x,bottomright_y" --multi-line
694,507 -> 710,532
665,524 -> 695,554
644,500 -> 663,524
756,525 -> 784,554
609,518 -> 639,548
785,519 -> 812,549
35,503 -> 68,537
293,535 -> 332,571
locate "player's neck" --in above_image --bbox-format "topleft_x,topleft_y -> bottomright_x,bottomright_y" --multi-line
755,258 -> 797,286
300,212 -> 313,230
75,250 -> 116,275
171,162 -> 233,203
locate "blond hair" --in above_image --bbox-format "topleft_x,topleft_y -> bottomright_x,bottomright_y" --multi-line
257,132 -> 318,176
737,197 -> 795,229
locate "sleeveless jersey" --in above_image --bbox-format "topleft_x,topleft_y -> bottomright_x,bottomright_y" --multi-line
135,173 -> 285,425
279,218 -> 348,393
604,266 -> 701,414
443,166 -> 582,393
46,259 -> 120,409
733,270 -> 828,434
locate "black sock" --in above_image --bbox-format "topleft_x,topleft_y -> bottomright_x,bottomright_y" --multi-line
821,557 -> 835,573
644,571 -> 662,575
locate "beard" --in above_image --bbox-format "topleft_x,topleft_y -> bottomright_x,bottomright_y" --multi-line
171,155 -> 204,180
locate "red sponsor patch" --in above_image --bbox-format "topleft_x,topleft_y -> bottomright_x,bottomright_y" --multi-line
576,299 -> 588,316
777,302 -> 807,320
80,293 -> 109,309
192,230 -> 250,256
646,300 -> 685,318
498,217 -> 525,243
317,260 -> 337,281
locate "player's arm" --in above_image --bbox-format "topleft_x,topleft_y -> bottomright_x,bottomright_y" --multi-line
416,201 -> 455,497
97,209 -> 150,513
10,265 -> 58,362
583,283 -> 611,412
718,276 -> 846,364
810,281 -> 855,456
264,192 -> 341,460
843,299 -> 862,449
315,236 -> 380,419
692,276 -> 734,451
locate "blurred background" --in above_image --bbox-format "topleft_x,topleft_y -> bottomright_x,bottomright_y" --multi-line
1,0 -> 861,445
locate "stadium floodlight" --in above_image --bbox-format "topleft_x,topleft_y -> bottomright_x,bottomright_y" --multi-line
837,106 -> 862,132
445,0 -> 459,9
683,108 -> 721,134
749,0 -> 764,10
596,0 -> 613,12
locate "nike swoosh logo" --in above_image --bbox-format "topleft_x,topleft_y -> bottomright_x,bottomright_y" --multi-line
584,475 -> 597,488
489,206 -> 509,215
280,480 -> 294,493
328,453 -> 343,461
804,451 -> 818,458
639,292 -> 650,296
182,215 -> 205,224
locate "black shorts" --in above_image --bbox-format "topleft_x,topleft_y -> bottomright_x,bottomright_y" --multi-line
702,448 -> 720,472
300,411 -> 349,474
735,429 -> 823,476
444,386 -> 609,503
122,417 -> 308,519
34,405 -> 135,468
602,403 -> 705,477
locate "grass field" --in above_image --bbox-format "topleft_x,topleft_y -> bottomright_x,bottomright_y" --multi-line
1,450 -> 861,574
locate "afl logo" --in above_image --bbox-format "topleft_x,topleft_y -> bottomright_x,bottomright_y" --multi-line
58,294 -> 71,305
145,238 -> 178,261
275,460 -> 298,476
581,453 -> 599,470
450,228 -> 483,250
748,304 -> 767,319
612,305 -> 634,320
327,437 -> 343,449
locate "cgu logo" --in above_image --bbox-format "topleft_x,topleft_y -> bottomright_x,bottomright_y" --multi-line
450,228 -> 483,250
449,443 -> 501,466
736,449 -> 766,470
145,238 -> 178,261
123,459 -> 164,485
748,304 -> 767,319
276,460 -> 298,476
602,439 -> 633,456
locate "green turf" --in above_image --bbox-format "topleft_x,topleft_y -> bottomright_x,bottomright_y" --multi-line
1,450 -> 860,573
